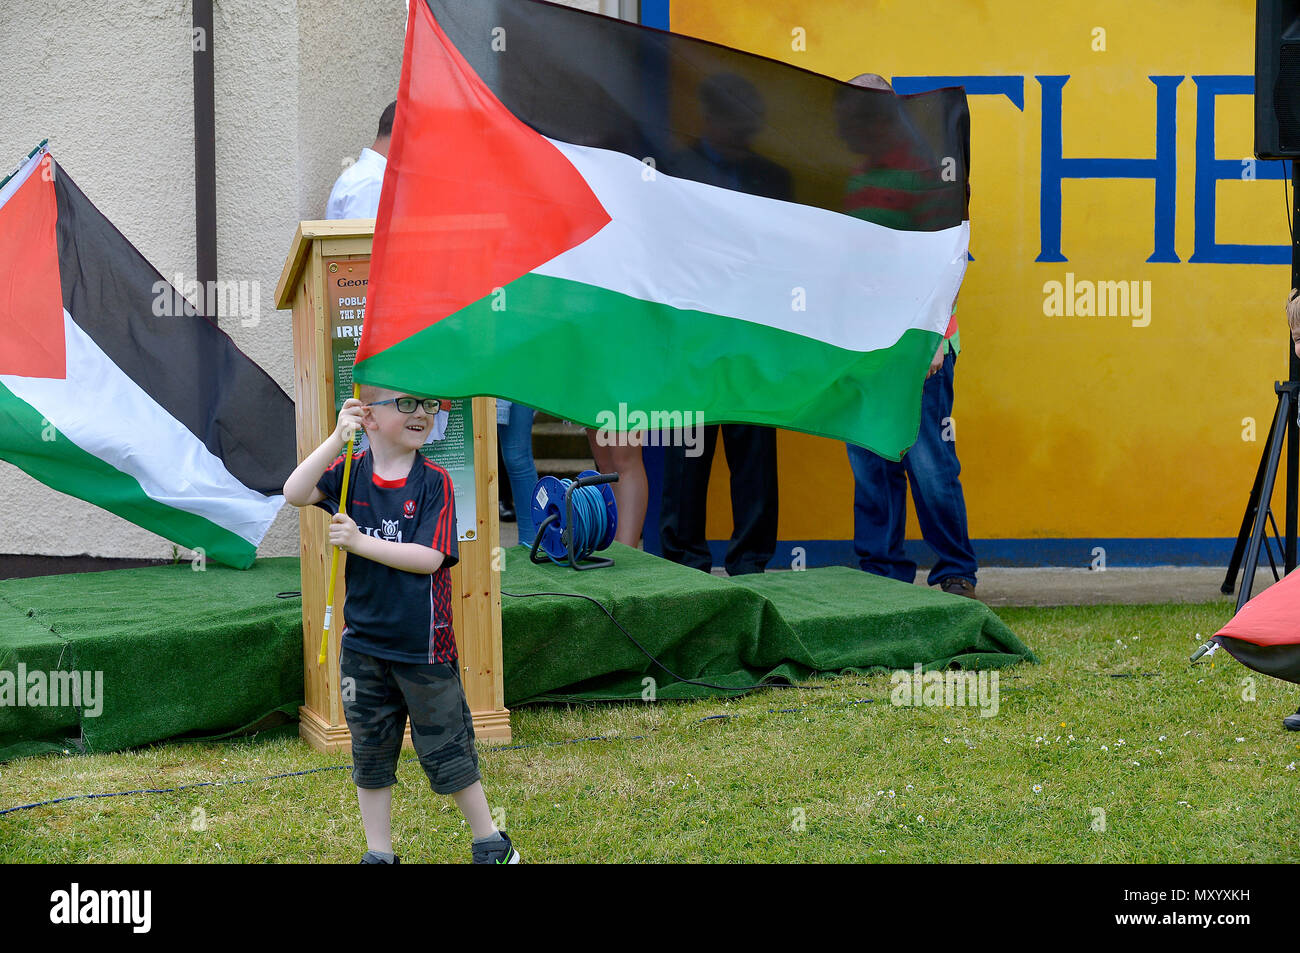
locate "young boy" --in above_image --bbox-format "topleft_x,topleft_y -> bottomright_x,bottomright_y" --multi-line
283,387 -> 520,864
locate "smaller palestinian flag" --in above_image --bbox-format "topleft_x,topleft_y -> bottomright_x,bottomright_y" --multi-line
0,147 -> 294,569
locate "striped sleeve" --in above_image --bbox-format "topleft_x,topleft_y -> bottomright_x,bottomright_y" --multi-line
419,460 -> 459,569
314,451 -> 363,516
312,454 -> 348,515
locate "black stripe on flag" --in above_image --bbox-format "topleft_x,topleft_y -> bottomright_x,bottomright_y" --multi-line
51,164 -> 295,496
423,0 -> 969,229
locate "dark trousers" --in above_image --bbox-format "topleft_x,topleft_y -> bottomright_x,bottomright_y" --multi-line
846,349 -> 977,585
660,424 -> 777,575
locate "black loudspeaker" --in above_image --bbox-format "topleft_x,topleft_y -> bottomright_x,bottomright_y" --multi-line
1257,0 -> 1300,158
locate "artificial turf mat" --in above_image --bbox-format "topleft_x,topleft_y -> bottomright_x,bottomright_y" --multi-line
500,543 -> 1034,703
0,548 -> 1035,758
0,558 -> 304,761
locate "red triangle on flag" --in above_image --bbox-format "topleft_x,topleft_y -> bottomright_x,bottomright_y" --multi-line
357,0 -> 612,365
0,154 -> 66,379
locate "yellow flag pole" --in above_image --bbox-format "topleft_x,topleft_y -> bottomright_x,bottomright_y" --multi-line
320,383 -> 361,665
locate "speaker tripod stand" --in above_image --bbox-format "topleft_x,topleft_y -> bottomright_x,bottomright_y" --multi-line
1221,156 -> 1300,609
1221,378 -> 1300,611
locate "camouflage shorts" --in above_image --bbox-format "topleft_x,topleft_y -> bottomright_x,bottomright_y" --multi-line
340,647 -> 480,794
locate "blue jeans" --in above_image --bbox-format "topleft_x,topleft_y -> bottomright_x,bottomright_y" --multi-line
497,403 -> 538,544
846,349 -> 977,586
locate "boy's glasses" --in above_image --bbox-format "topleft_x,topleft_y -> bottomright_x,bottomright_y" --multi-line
369,397 -> 442,414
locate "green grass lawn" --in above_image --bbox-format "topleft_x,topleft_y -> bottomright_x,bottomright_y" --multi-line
1,601 -> 1297,863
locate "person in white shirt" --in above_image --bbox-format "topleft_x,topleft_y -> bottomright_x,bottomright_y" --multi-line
326,101 -> 396,219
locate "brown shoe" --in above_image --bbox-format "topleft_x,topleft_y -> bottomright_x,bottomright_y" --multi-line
938,577 -> 977,599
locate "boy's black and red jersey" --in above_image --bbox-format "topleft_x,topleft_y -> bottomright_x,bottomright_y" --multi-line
315,450 -> 460,664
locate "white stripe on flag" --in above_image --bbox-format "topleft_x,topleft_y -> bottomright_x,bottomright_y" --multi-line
1,311 -> 284,546
535,138 -> 969,354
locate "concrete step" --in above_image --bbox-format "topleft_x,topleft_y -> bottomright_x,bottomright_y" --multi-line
534,457 -> 596,482
532,420 -> 591,460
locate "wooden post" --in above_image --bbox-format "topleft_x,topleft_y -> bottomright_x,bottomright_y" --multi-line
275,220 -> 509,750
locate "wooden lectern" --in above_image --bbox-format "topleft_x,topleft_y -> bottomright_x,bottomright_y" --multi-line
275,219 -> 510,750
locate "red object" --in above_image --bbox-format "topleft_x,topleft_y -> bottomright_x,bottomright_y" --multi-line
1215,570 -> 1300,647
0,155 -> 66,379
357,0 -> 611,365
1213,570 -> 1300,684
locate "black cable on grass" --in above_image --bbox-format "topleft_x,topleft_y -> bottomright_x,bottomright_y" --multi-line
0,764 -> 350,817
0,697 -> 876,818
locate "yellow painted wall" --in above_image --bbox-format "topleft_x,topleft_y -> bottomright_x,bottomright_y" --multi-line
678,0 -> 1292,546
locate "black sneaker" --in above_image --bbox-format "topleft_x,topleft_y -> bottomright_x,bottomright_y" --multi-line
1284,708 -> 1300,731
938,577 -> 977,599
360,851 -> 401,864
472,831 -> 520,864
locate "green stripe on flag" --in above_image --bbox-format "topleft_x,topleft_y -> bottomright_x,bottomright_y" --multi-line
355,272 -> 941,461
0,380 -> 259,568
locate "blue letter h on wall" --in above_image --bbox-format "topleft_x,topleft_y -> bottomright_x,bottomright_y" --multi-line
1037,75 -> 1182,263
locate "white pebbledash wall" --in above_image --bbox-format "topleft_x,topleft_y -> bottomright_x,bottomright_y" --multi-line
0,0 -> 608,562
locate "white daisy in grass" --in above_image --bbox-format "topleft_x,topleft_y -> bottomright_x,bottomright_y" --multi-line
1032,784 -> 1043,793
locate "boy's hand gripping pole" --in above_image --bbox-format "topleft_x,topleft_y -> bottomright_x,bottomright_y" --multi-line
320,384 -> 360,665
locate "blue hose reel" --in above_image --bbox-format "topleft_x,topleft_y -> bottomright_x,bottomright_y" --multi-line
528,470 -> 619,570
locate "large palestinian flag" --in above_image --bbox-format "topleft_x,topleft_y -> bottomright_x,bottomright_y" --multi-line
357,0 -> 970,460
0,148 -> 293,569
